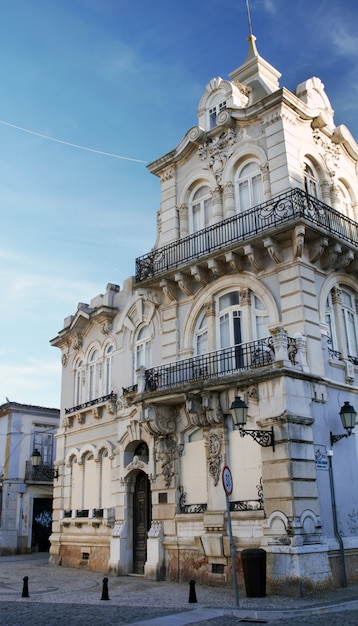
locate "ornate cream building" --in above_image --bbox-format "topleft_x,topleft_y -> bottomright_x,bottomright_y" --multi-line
50,34 -> 358,594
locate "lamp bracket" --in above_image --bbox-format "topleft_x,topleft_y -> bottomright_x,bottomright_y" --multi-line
330,431 -> 353,446
239,426 -> 275,451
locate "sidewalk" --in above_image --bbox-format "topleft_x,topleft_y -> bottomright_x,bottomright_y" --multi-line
0,553 -> 358,625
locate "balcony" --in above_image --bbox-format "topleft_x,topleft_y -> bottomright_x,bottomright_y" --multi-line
135,188 -> 358,284
65,392 -> 117,416
25,461 -> 56,483
143,335 -> 298,393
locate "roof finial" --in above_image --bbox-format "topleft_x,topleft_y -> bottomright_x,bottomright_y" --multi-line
245,0 -> 253,37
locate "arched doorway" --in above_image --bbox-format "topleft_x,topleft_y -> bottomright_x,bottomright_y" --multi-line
133,471 -> 152,574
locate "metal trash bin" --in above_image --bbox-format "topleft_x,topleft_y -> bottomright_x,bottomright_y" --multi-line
241,548 -> 266,597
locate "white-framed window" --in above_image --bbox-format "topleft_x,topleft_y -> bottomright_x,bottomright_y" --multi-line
194,311 -> 208,356
103,345 -> 113,395
88,348 -> 99,401
135,325 -> 152,370
33,431 -> 54,464
74,359 -> 83,406
236,161 -> 264,212
190,185 -> 213,233
304,163 -> 319,198
218,291 -> 242,349
342,288 -> 358,359
326,286 -> 358,359
209,99 -> 226,129
337,182 -> 351,217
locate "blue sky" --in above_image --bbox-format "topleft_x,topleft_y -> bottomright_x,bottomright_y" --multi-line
1,0 -> 357,409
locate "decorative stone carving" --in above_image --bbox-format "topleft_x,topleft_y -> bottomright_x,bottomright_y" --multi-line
239,288 -> 251,306
156,437 -> 177,487
112,521 -> 126,538
142,405 -> 176,437
185,392 -> 223,427
320,244 -> 342,271
309,237 -> 329,263
174,272 -> 193,296
72,333 -> 83,351
148,520 -> 163,538
225,251 -> 243,272
101,321 -> 113,335
334,250 -> 354,271
197,129 -> 237,185
243,244 -> 263,272
62,353 -> 68,367
126,455 -> 146,472
160,278 -> 177,302
190,265 -> 209,285
76,413 -> 85,425
264,237 -> 282,264
205,432 -> 223,486
293,225 -> 305,258
207,258 -> 225,276
92,407 -> 102,420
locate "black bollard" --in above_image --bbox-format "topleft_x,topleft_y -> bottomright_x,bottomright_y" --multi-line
101,577 -> 110,601
22,576 -> 29,598
188,579 -> 197,603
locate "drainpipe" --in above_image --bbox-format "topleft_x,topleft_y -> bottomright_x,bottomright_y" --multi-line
327,449 -> 347,587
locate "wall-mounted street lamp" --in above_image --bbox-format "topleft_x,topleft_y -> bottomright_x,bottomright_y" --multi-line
330,401 -> 357,446
230,396 -> 275,451
30,449 -> 59,480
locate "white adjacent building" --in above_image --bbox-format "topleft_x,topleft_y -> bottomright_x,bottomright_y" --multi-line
0,401 -> 60,553
50,34 -> 358,594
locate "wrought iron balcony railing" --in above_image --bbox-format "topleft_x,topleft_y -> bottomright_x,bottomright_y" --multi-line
144,336 -> 296,392
65,392 -> 117,415
135,188 -> 358,283
25,461 -> 56,483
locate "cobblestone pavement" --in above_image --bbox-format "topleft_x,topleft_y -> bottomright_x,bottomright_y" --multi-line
1,553 -> 358,625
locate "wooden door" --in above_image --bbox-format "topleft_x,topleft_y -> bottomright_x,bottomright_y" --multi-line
133,472 -> 151,574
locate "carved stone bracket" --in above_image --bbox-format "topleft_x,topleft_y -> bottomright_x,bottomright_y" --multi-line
334,250 -> 355,271
207,258 -> 226,276
263,237 -> 282,264
142,405 -> 177,437
243,244 -> 263,272
225,251 -> 243,272
292,225 -> 305,258
160,279 -> 177,302
320,243 -> 342,271
309,237 -> 329,264
190,265 -> 209,285
174,272 -> 193,296
185,392 -> 223,427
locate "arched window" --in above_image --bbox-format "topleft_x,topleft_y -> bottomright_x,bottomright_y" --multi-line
135,325 -> 152,370
337,182 -> 351,217
304,163 -> 319,198
74,359 -> 83,406
326,286 -> 358,361
88,349 -> 99,401
208,93 -> 227,129
342,288 -> 358,359
216,289 -> 269,369
194,311 -> 208,355
189,185 -> 213,232
236,161 -> 263,212
103,345 -> 113,395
